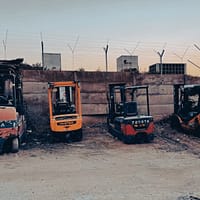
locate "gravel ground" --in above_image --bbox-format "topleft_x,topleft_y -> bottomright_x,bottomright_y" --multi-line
0,120 -> 200,200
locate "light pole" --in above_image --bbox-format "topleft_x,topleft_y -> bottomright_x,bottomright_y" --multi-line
2,29 -> 8,59
157,50 -> 165,75
103,44 -> 109,72
67,36 -> 79,69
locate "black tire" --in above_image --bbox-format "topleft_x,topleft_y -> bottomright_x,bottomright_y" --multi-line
145,134 -> 154,143
11,138 -> 19,153
107,124 -> 112,133
171,115 -> 182,132
122,135 -> 134,144
135,133 -> 146,144
71,129 -> 83,142
107,118 -> 112,133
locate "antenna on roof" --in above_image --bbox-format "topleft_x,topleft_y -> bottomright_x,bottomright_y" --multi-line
2,29 -> 8,59
67,36 -> 79,69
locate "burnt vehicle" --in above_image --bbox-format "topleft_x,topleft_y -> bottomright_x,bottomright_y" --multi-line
0,58 -> 26,153
171,84 -> 200,135
107,83 -> 154,144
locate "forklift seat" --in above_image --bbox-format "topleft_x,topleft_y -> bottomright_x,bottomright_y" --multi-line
124,101 -> 138,116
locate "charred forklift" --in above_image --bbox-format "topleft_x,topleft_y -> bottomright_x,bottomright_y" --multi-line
48,81 -> 82,141
0,58 -> 26,153
107,83 -> 154,144
171,84 -> 200,135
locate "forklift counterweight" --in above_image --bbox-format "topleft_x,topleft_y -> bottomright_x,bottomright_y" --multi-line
107,83 -> 154,144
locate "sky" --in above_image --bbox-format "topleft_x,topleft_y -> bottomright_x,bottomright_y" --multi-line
0,0 -> 200,75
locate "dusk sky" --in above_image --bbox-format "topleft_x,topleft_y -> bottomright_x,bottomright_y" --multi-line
0,0 -> 200,75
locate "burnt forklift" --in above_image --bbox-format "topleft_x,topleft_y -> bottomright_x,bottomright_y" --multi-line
107,83 -> 154,144
48,81 -> 82,142
0,58 -> 26,153
171,84 -> 200,135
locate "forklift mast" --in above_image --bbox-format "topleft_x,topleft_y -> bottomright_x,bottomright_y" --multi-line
108,83 -> 126,119
0,58 -> 24,114
108,83 -> 150,119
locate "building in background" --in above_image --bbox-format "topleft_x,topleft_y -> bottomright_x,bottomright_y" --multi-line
43,53 -> 61,71
149,63 -> 186,74
117,55 -> 139,72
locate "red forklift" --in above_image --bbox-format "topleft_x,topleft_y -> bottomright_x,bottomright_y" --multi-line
107,83 -> 154,143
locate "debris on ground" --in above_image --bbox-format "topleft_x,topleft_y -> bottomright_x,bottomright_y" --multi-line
21,117 -> 200,158
177,195 -> 200,200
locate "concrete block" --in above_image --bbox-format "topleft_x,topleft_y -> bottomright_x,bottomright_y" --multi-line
81,82 -> 107,93
24,94 -> 48,105
137,104 -> 173,116
81,93 -> 107,104
82,104 -> 107,115
23,82 -> 48,94
148,85 -> 173,95
136,94 -> 173,105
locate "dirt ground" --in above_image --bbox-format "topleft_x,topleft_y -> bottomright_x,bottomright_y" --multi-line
0,119 -> 200,200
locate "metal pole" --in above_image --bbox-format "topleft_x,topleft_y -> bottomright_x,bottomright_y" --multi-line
41,41 -> 44,68
194,44 -> 200,52
157,49 -> 165,75
3,30 -> 8,59
160,56 -> 162,75
40,33 -> 44,68
146,87 -> 150,116
104,44 -> 109,72
188,59 -> 200,70
67,36 -> 79,69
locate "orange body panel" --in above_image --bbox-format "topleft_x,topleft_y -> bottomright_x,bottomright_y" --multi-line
0,127 -> 18,139
0,107 -> 17,121
0,107 -> 25,139
50,115 -> 82,133
48,81 -> 82,133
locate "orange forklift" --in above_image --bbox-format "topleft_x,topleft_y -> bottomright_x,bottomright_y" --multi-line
107,83 -> 154,143
48,81 -> 82,141
0,59 -> 27,153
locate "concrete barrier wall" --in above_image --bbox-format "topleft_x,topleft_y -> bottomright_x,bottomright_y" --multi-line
22,70 -> 200,132
22,70 -> 134,131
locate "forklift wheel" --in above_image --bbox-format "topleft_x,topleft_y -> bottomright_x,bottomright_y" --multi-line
122,136 -> 134,144
11,138 -> 19,153
171,115 -> 182,132
71,129 -> 83,142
